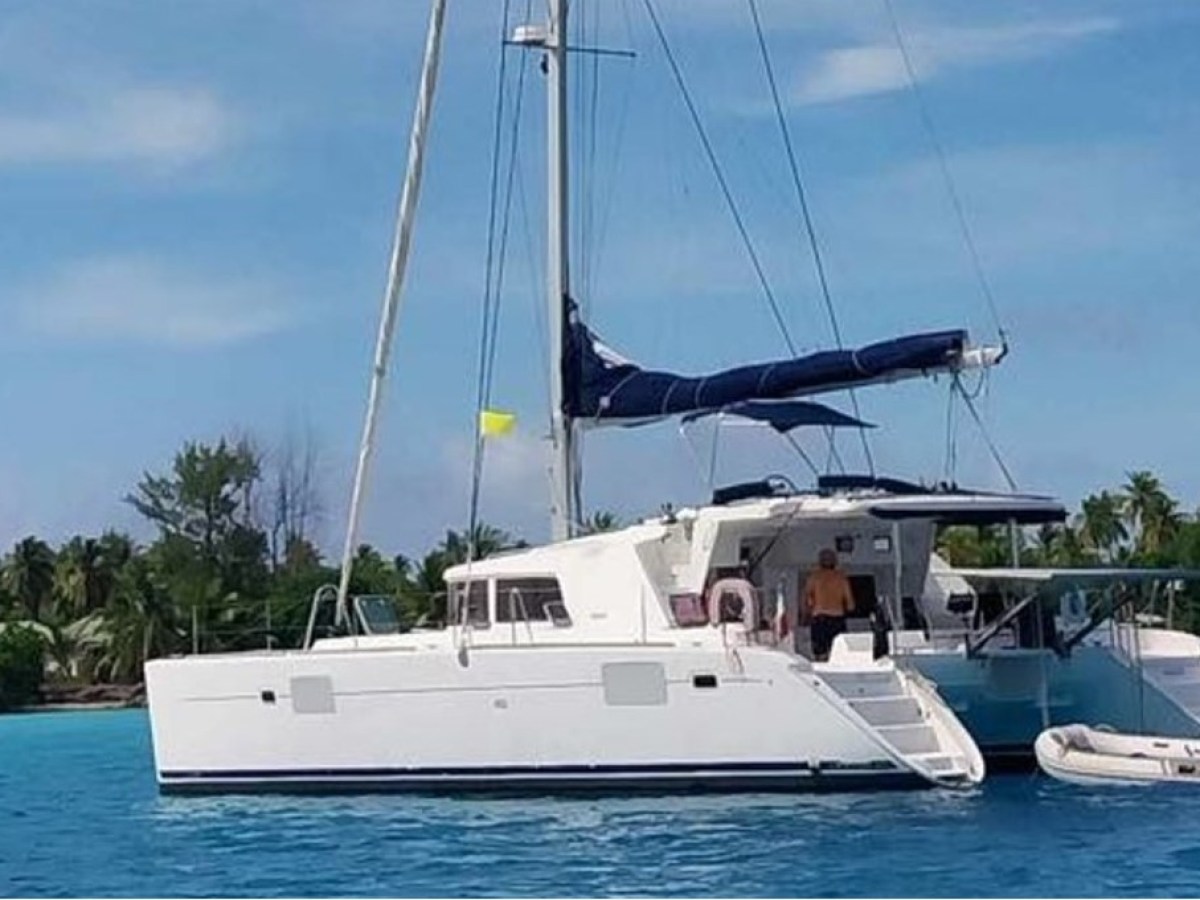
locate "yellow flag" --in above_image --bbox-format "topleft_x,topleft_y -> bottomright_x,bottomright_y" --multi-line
479,409 -> 516,437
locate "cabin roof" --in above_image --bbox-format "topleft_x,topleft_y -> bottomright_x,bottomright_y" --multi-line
444,490 -> 1065,582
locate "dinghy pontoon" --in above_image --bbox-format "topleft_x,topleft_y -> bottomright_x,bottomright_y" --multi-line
1035,724 -> 1200,786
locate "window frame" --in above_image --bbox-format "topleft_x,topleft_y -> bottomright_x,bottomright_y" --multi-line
494,576 -> 566,624
447,579 -> 491,629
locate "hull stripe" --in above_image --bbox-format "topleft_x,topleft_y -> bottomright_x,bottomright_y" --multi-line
161,759 -> 899,780
157,760 -> 928,794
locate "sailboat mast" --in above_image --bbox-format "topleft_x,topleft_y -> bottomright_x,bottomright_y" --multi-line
334,0 -> 448,626
546,0 -> 575,542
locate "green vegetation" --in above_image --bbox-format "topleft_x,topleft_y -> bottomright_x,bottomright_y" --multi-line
937,471 -> 1194,568
0,432 -> 1197,706
938,470 -> 1200,628
0,624 -> 46,710
0,435 -> 524,703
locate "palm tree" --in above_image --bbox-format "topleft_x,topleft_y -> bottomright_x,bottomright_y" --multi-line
1123,471 -> 1180,560
1124,470 -> 1165,525
440,524 -> 518,564
1145,496 -> 1182,561
1033,523 -> 1086,567
97,557 -> 182,683
936,526 -> 984,566
405,550 -> 453,625
52,536 -> 113,622
97,531 -> 134,571
1077,492 -> 1127,563
1,537 -> 56,621
42,621 -> 84,683
936,525 -> 1010,567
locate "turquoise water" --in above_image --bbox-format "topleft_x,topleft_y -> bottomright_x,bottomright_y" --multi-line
3,711 -> 1200,897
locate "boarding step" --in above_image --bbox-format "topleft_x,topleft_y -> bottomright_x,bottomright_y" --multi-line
819,669 -> 905,699
875,723 -> 940,755
848,695 -> 924,727
908,752 -> 968,777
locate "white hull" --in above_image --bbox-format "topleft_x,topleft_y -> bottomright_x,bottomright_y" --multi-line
146,637 -> 978,794
1035,724 -> 1200,786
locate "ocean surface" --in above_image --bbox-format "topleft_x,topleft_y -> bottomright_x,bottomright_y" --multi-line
2,711 -> 1200,897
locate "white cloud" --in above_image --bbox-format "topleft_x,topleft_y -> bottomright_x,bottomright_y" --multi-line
794,17 -> 1118,105
0,86 -> 236,169
19,255 -> 296,347
795,46 -> 913,105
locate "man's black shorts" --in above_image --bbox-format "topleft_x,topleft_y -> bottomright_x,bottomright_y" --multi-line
811,614 -> 847,658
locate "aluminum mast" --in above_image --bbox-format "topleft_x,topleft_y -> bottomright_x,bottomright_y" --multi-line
545,0 -> 575,542
335,0 -> 448,627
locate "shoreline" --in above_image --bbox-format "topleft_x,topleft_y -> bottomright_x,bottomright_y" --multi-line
15,700 -> 144,713
14,682 -> 148,714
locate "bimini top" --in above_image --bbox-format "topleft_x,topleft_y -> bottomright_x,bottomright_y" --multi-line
866,494 -> 1067,526
950,566 -> 1200,584
711,473 -> 1067,525
681,399 -> 872,432
563,314 -> 1002,426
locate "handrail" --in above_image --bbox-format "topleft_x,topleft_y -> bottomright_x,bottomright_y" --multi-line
965,592 -> 1039,657
302,583 -> 339,650
1062,590 -> 1138,655
506,588 -> 535,646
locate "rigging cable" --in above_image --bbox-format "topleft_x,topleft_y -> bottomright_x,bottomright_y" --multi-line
589,0 -> 638,306
885,0 -> 1023,492
782,432 -> 822,481
953,373 -> 1018,492
640,0 -> 797,359
574,0 -> 604,308
516,159 -> 551,417
468,0 -> 531,558
942,378 -> 959,485
483,29 -> 532,417
882,0 -> 1007,346
747,0 -> 875,477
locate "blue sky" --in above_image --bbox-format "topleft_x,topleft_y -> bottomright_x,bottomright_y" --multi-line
0,0 -> 1197,559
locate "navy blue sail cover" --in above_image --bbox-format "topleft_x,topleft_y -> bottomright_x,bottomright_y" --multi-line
563,318 -> 968,425
681,400 -> 872,433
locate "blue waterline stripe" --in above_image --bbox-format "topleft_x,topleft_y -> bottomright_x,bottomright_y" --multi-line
161,759 -> 901,781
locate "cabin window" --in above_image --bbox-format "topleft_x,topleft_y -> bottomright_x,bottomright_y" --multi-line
496,577 -> 564,623
354,595 -> 401,635
448,580 -> 490,628
544,601 -> 573,628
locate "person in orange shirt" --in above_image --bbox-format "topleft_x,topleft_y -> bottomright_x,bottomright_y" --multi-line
804,548 -> 855,661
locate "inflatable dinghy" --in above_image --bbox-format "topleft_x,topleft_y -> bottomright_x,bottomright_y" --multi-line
1036,724 -> 1200,786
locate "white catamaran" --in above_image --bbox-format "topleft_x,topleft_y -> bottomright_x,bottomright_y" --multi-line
685,406 -> 1200,763
144,0 -> 1008,793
